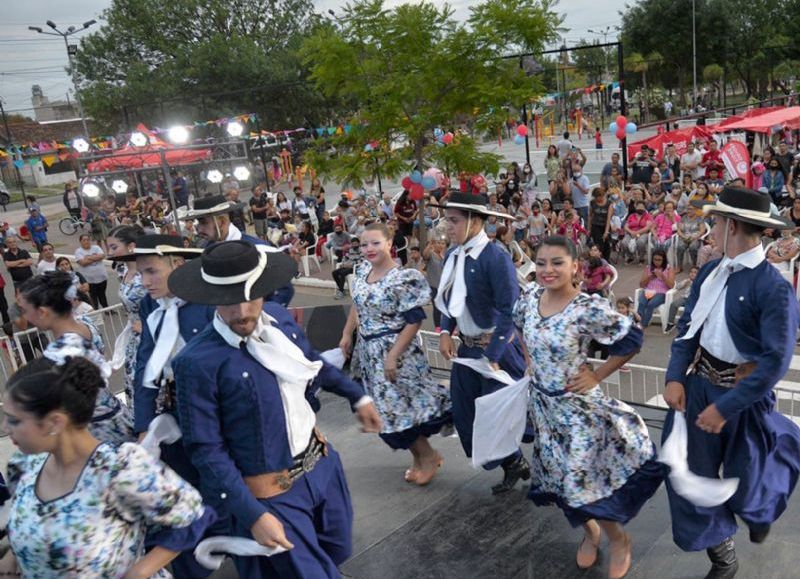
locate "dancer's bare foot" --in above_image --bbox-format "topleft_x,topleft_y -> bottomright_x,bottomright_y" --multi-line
608,532 -> 631,579
414,452 -> 443,486
577,520 -> 602,569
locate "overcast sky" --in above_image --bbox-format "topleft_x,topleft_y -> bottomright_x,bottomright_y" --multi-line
0,0 -> 625,115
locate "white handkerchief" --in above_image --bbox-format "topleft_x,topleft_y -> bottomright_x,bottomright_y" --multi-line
470,375 -> 530,468
194,536 -> 288,570
452,357 -> 515,386
140,414 -> 182,460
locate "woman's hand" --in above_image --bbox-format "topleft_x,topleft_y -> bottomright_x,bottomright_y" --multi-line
0,551 -> 20,577
339,334 -> 353,359
384,351 -> 399,382
132,320 -> 142,334
566,365 -> 600,394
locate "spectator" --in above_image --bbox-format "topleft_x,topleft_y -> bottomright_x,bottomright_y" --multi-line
315,210 -> 335,258
600,152 -> 623,188
658,159 -> 675,192
291,221 -> 316,273
775,141 -> 795,177
225,188 -> 248,232
311,178 -> 326,223
405,246 -> 425,272
652,201 -> 681,253
249,186 -> 270,240
680,141 -> 703,181
766,228 -> 800,277
569,162 -> 591,225
0,268 -> 7,326
62,181 -> 83,219
332,237 -> 361,299
25,195 -> 40,213
291,185 -> 313,219
637,249 -> 674,329
664,266 -> 698,333
170,168 -> 190,207
74,233 -> 108,309
674,207 -> 705,271
325,223 -> 350,261
696,235 -> 722,268
528,201 -> 549,250
700,139 -> 723,179
55,257 -> 90,297
663,143 -> 681,183
393,190 -> 417,237
581,245 -> 614,296
544,144 -> 561,185
3,235 -> 34,289
763,159 -> 787,206
556,209 -> 587,245
556,131 -> 572,159
588,187 -> 614,260
622,201 -> 654,264
36,242 -> 57,274
275,191 -> 292,214
379,193 -> 394,219
24,207 -> 48,252
631,145 -> 657,184
422,237 -> 446,329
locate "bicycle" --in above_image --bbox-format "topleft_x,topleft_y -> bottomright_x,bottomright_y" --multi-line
59,214 -> 89,236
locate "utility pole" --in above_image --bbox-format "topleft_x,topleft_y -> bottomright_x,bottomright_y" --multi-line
618,42 -> 628,179
519,57 -> 531,167
0,99 -> 28,209
692,0 -> 698,111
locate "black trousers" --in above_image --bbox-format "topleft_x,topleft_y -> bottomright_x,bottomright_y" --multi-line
88,281 -> 108,309
332,267 -> 353,292
430,286 -> 442,328
0,290 -> 9,325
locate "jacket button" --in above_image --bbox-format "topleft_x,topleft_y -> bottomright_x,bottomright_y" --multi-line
242,372 -> 249,378
292,333 -> 297,339
220,493 -> 227,499
739,296 -> 744,301
192,328 -> 198,333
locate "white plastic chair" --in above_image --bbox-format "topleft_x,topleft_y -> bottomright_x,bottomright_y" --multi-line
301,245 -> 321,277
765,241 -> 799,286
634,287 -> 678,331
511,241 -> 536,286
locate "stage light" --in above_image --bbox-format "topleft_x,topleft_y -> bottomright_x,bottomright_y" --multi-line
82,183 -> 101,197
206,169 -> 224,183
72,138 -> 90,153
168,126 -> 189,144
233,165 -> 251,181
130,132 -> 148,147
111,180 -> 128,194
226,121 -> 244,137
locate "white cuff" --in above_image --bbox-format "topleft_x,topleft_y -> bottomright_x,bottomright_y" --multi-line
354,395 -> 373,409
439,330 -> 451,336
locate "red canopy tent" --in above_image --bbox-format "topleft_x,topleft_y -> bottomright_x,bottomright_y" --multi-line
627,125 -> 715,161
710,106 -> 800,134
86,124 -> 212,173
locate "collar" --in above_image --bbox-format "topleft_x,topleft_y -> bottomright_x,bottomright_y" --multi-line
720,243 -> 764,272
459,229 -> 489,259
225,223 -> 242,241
213,311 -> 277,349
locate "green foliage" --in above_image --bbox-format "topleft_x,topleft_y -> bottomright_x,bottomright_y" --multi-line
703,64 -> 724,84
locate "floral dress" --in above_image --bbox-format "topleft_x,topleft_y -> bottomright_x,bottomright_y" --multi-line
512,287 -> 663,525
6,443 -> 214,578
43,316 -> 134,446
117,269 -> 147,405
350,263 -> 451,439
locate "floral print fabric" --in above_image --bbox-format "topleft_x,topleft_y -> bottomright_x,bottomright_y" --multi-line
43,316 -> 134,446
512,287 -> 655,507
6,443 -> 207,578
119,269 -> 147,405
350,263 -> 451,433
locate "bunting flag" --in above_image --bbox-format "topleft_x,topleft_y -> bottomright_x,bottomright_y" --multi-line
13,159 -> 24,169
42,155 -> 57,167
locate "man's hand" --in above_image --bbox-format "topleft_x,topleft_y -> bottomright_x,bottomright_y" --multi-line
251,512 -> 294,550
696,403 -> 726,434
439,333 -> 457,360
355,402 -> 382,433
663,381 -> 686,412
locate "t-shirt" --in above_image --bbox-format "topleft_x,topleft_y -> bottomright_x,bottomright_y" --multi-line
582,260 -> 613,292
570,174 -> 590,208
775,152 -> 794,177
702,150 -> 723,178
680,151 -> 703,181
249,194 -> 269,220
3,249 -> 33,283
556,138 -> 572,158
631,155 -> 655,184
36,260 -> 56,274
424,252 -> 444,289
74,245 -> 108,284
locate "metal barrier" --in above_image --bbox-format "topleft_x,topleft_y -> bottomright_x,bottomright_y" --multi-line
418,331 -> 800,423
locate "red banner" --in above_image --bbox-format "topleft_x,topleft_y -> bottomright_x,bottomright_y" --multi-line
721,140 -> 752,188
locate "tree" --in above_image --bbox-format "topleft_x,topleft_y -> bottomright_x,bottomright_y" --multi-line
74,0 -> 337,131
301,0 -> 561,243
625,52 -> 662,121
703,64 -> 724,106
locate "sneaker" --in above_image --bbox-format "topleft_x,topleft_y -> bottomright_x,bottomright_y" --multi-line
334,290 -> 344,300
664,323 -> 675,334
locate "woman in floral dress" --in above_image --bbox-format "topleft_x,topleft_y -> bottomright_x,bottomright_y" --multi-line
108,225 -> 147,406
0,357 -> 215,578
340,223 -> 451,485
513,236 -> 663,579
17,272 -> 134,445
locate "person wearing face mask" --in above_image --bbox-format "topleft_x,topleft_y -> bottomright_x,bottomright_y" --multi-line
622,202 -> 654,263
588,188 -> 614,261
521,163 -> 537,206
763,159 -> 787,207
570,162 -> 591,225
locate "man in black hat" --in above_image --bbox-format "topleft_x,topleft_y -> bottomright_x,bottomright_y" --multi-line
181,194 -> 295,306
430,192 -> 531,494
663,186 -> 800,578
169,241 -> 380,578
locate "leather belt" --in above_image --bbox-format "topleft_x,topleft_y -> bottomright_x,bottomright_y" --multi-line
462,333 -> 494,348
690,347 -> 756,389
244,428 -> 328,499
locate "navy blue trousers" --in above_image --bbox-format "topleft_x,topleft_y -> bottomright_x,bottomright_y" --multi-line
450,338 -> 527,470
232,445 -> 353,578
663,375 -> 800,551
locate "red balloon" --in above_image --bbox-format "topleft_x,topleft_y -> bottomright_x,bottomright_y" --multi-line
615,128 -> 627,140
442,132 -> 454,145
616,115 -> 627,128
401,176 -> 413,189
516,124 -> 528,137
409,183 -> 425,200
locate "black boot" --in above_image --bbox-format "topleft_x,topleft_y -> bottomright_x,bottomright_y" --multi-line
704,538 -> 738,579
491,455 -> 531,495
749,523 -> 770,544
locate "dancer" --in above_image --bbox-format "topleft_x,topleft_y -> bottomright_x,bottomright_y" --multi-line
340,223 -> 451,485
431,192 -> 531,494
513,236 -> 662,578
0,357 -> 215,578
181,194 -> 294,306
663,186 -> 800,579
169,241 -> 380,578
107,224 -> 147,406
17,272 -> 134,445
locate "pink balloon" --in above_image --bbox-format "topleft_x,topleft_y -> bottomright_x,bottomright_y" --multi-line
409,183 -> 425,200
442,132 -> 454,145
516,124 -> 528,137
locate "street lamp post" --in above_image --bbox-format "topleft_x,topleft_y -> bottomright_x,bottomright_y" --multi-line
29,19 -> 96,138
692,0 -> 698,111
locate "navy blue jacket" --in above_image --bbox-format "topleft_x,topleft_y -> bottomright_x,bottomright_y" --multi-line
439,241 -> 519,362
666,258 -> 800,419
172,301 -> 365,529
133,294 -> 215,433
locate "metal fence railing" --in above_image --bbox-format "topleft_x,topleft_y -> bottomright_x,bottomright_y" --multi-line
417,331 -> 800,423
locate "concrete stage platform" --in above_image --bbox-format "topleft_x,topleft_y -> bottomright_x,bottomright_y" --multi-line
207,395 -> 800,579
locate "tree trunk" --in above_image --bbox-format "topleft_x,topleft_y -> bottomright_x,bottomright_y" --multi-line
642,71 -> 649,122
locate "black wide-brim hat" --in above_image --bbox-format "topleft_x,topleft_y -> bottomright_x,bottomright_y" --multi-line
181,194 -> 245,220
114,234 -> 202,262
690,185 -> 793,230
428,192 -> 511,219
168,240 -> 297,305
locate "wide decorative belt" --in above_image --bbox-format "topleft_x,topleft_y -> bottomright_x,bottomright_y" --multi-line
461,332 -> 513,349
690,347 -> 756,389
244,428 -> 328,499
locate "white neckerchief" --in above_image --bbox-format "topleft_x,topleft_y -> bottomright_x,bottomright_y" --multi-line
434,229 -> 489,318
225,223 -> 242,241
680,243 -> 764,341
143,296 -> 186,389
213,312 -> 322,456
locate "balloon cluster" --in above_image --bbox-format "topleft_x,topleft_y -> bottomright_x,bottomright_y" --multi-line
363,140 -> 380,152
401,170 -> 438,201
434,128 -> 454,145
514,123 -> 528,145
609,116 -> 637,140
